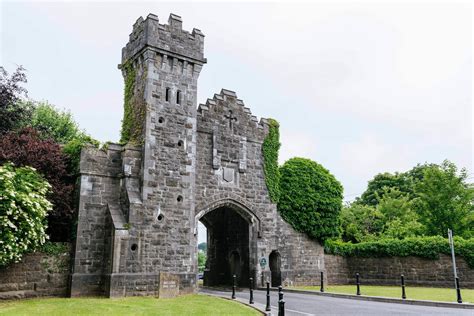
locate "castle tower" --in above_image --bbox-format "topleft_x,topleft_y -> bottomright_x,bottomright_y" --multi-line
71,13 -> 206,297
117,13 -> 206,295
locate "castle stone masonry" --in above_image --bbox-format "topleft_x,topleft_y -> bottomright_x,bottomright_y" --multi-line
70,13 -> 325,297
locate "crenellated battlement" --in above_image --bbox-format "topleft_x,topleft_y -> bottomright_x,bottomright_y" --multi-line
198,89 -> 270,131
121,13 -> 206,66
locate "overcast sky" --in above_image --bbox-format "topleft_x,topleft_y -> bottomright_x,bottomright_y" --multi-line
1,1 -> 472,205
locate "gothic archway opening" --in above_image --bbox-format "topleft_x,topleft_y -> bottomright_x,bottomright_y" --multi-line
269,250 -> 282,287
199,206 -> 250,287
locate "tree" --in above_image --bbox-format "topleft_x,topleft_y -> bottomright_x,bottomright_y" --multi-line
29,101 -> 99,174
339,203 -> 383,242
0,163 -> 51,266
30,101 -> 80,143
340,189 -> 424,242
198,251 -> 207,273
0,128 -> 74,241
198,242 -> 207,253
414,160 -> 474,238
0,66 -> 32,134
357,163 -> 439,207
376,189 -> 424,239
278,157 -> 343,241
357,172 -> 412,206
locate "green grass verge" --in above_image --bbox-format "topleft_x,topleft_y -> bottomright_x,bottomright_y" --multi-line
294,285 -> 474,303
0,294 -> 260,316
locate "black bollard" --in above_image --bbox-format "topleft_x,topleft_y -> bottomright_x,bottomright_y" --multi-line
278,291 -> 285,316
249,277 -> 254,304
320,271 -> 324,293
455,277 -> 462,303
265,281 -> 271,311
278,285 -> 283,301
356,273 -> 361,296
232,274 -> 236,299
401,274 -> 406,299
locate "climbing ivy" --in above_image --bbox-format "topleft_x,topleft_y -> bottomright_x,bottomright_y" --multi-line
120,62 -> 135,144
278,158 -> 343,242
262,118 -> 281,203
120,62 -> 145,145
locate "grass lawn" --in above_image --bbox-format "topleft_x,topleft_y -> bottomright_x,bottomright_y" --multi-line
294,285 -> 474,303
0,294 -> 260,316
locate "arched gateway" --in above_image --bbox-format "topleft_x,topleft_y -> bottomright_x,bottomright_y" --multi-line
70,13 -> 325,298
196,199 -> 260,287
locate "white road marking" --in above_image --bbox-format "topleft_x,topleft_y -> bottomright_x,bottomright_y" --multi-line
270,305 -> 314,316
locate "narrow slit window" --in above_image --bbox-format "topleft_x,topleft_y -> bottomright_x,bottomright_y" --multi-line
165,88 -> 170,102
176,90 -> 181,105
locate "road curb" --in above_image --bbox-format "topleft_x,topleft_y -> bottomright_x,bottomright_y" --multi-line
258,287 -> 474,310
200,291 -> 271,315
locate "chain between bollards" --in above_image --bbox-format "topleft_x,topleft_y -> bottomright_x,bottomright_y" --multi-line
265,281 -> 271,311
320,271 -> 324,293
455,277 -> 462,303
401,274 -> 406,299
231,274 -> 236,299
356,273 -> 361,296
249,277 -> 254,304
278,286 -> 285,316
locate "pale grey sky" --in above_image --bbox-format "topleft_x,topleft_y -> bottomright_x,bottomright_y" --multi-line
1,1 -> 472,207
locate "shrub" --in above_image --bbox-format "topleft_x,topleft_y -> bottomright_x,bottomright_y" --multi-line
63,134 -> 100,175
0,163 -> 51,266
324,236 -> 474,268
278,157 -> 343,242
0,128 -> 74,241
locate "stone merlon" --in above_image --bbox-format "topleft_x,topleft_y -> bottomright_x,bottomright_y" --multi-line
121,13 -> 206,66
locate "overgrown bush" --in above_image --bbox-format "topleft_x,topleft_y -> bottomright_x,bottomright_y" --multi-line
0,163 -> 51,266
278,157 -> 343,242
0,128 -> 74,241
324,236 -> 474,268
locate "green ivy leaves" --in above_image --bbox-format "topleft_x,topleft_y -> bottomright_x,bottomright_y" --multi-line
262,119 -> 281,203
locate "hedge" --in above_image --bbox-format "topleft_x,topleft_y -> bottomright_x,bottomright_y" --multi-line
324,236 -> 474,268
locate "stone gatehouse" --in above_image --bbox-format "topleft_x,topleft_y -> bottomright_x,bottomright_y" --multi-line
70,13 -> 324,298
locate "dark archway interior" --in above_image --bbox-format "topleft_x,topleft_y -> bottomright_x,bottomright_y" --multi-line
200,206 -> 250,287
269,250 -> 282,287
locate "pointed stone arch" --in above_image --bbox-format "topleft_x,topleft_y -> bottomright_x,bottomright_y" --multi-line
195,198 -> 262,237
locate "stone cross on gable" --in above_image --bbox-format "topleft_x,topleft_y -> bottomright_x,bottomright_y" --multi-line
224,110 -> 237,129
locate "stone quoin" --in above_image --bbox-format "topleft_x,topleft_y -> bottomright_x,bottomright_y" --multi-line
70,13 -> 325,298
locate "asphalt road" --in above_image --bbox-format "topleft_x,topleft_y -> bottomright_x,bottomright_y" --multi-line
200,288 -> 473,316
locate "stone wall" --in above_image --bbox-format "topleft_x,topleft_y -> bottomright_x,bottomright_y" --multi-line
0,246 -> 71,299
325,254 -> 474,288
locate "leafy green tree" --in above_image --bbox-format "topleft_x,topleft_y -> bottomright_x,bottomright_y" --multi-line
357,163 -> 440,207
377,189 -> 424,239
198,251 -> 207,273
341,189 -> 424,242
30,101 -> 80,143
0,163 -> 51,266
339,203 -> 383,242
278,157 -> 343,241
29,101 -> 99,174
198,242 -> 207,253
357,172 -> 412,206
414,160 -> 474,238
0,66 -> 32,134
